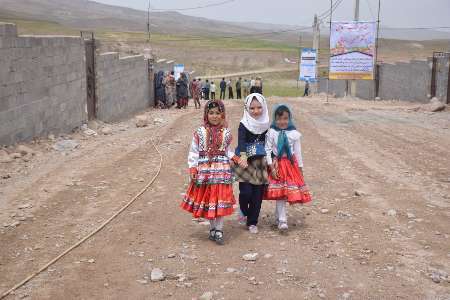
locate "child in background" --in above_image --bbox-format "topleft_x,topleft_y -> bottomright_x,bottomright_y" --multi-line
233,93 -> 270,234
181,100 -> 240,245
264,104 -> 312,232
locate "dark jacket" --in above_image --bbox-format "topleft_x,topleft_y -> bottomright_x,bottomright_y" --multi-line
220,80 -> 227,91
155,71 -> 166,103
235,123 -> 267,159
236,80 -> 242,90
176,78 -> 189,99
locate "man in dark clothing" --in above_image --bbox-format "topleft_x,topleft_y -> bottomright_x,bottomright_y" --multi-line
220,78 -> 227,100
205,79 -> 210,100
303,80 -> 310,97
236,77 -> 242,99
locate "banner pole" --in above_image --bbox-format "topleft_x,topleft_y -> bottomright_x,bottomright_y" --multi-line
374,0 -> 381,100
327,0 -> 333,103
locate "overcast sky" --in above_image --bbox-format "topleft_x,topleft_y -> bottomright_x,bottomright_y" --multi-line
94,0 -> 450,28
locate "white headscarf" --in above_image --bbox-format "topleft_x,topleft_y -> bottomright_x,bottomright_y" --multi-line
241,93 -> 270,134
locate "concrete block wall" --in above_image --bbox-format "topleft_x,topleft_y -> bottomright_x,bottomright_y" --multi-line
0,23 -> 87,145
318,59 -> 434,103
95,52 -> 151,122
378,59 -> 431,103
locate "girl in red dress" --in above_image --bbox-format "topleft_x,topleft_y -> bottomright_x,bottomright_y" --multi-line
181,100 -> 240,245
264,104 -> 312,232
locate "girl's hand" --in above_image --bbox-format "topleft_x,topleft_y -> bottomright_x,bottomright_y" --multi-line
270,165 -> 279,180
238,158 -> 248,169
273,159 -> 278,171
189,168 -> 198,181
190,172 -> 197,181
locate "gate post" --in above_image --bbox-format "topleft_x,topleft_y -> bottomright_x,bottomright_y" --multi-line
81,31 -> 97,120
430,53 -> 438,99
447,55 -> 450,104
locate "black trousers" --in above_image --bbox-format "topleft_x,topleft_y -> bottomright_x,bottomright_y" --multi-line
228,88 -> 234,99
205,89 -> 210,100
236,89 -> 242,99
220,89 -> 226,100
303,87 -> 309,97
239,182 -> 264,226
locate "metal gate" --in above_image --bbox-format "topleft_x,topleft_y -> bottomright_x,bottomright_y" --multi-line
431,52 -> 450,104
81,31 -> 97,120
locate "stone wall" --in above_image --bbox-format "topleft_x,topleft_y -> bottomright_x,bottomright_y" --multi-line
95,52 -> 151,122
0,23 -> 87,145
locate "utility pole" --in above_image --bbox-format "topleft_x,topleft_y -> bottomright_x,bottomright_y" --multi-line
312,14 -> 320,94
147,0 -> 151,42
297,33 -> 302,89
350,0 -> 360,97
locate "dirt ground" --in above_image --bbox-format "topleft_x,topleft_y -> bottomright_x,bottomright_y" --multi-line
0,96 -> 449,300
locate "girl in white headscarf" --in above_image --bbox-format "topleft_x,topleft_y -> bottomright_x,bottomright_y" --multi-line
232,93 -> 270,234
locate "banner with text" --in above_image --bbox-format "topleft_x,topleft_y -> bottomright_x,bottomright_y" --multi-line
329,22 -> 376,80
299,48 -> 317,82
174,64 -> 185,80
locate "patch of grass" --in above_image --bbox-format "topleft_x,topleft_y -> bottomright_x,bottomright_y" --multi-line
264,84 -> 304,98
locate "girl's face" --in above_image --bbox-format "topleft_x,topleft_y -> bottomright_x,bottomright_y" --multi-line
275,111 -> 290,129
249,98 -> 263,119
207,107 -> 223,126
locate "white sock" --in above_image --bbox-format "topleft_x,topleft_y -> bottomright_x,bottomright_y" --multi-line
215,217 -> 224,231
276,201 -> 287,223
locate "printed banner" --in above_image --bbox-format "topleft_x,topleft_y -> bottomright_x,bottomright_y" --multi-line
299,48 -> 317,82
329,22 -> 376,80
174,64 -> 185,80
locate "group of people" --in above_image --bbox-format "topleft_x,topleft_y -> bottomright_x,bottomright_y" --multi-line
180,94 -> 311,245
154,71 -> 190,109
155,71 -> 264,110
192,77 -> 264,104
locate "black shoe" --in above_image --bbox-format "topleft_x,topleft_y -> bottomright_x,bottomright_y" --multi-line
209,229 -> 216,241
214,230 -> 224,245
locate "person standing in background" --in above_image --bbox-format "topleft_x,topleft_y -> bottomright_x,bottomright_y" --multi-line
200,78 -> 207,100
236,77 -> 242,99
164,71 -> 176,108
303,80 -> 310,97
243,79 -> 250,98
176,73 -> 189,109
210,81 -> 217,100
227,78 -> 234,99
250,77 -> 256,93
220,78 -> 227,100
205,79 -> 211,100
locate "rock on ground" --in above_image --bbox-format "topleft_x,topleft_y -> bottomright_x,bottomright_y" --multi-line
243,253 -> 258,261
150,268 -> 165,282
52,140 -> 80,152
424,98 -> 446,112
199,291 -> 214,300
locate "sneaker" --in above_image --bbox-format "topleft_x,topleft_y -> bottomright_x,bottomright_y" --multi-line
248,225 -> 258,234
278,222 -> 288,232
214,230 -> 224,245
209,229 -> 216,241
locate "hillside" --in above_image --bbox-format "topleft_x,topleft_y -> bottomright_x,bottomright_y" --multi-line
0,0 -> 301,41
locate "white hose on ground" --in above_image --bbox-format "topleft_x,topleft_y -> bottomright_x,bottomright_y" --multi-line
1,138 -> 163,299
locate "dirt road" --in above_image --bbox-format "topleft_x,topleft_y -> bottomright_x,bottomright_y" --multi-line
1,97 -> 449,299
